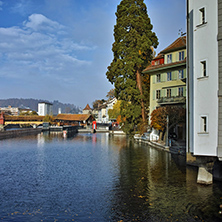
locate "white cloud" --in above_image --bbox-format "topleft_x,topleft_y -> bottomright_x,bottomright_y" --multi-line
0,14 -> 95,82
23,14 -> 65,32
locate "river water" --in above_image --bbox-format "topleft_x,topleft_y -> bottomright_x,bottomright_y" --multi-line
0,132 -> 222,222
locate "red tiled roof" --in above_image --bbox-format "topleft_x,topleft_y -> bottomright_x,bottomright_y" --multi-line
143,58 -> 186,73
153,53 -> 164,60
83,104 -> 92,110
55,114 -> 92,121
160,36 -> 186,54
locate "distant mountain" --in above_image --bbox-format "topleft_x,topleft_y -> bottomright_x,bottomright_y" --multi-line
0,98 -> 81,115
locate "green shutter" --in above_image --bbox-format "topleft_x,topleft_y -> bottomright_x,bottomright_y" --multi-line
183,86 -> 187,97
172,71 -> 177,80
162,89 -> 166,97
153,90 -> 155,100
171,88 -> 177,96
184,69 -> 187,78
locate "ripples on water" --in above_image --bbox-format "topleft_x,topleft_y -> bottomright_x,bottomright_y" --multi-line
0,132 -> 222,221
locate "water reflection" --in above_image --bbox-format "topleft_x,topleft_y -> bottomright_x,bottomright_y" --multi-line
0,133 -> 222,221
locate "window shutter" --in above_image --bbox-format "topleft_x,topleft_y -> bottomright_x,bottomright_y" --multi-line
171,88 -> 176,96
152,75 -> 155,84
172,71 -> 177,80
183,86 -> 187,97
153,90 -> 155,100
162,89 -> 166,97
184,69 -> 187,78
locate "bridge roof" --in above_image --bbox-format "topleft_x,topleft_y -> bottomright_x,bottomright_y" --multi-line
55,114 -> 93,121
5,115 -> 45,121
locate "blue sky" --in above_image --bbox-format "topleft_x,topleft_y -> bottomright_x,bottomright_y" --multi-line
0,0 -> 185,108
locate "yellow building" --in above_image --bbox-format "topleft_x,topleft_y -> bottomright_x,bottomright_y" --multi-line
143,36 -> 186,121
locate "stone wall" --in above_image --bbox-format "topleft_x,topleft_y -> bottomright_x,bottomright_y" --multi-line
0,128 -> 42,140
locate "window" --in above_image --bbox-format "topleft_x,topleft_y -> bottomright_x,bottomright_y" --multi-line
167,54 -> 172,63
156,74 -> 161,82
201,61 -> 207,77
155,60 -> 160,65
179,51 -> 184,61
156,90 -> 161,99
199,7 -> 205,24
200,116 -> 208,133
167,89 -> 171,98
167,72 -> 172,81
178,87 -> 183,97
179,70 -> 184,79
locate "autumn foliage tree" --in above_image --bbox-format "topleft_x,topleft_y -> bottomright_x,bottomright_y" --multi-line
108,100 -> 121,121
106,0 -> 158,135
150,106 -> 186,139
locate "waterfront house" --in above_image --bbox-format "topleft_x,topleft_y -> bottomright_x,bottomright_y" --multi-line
95,97 -> 117,123
187,0 -> 222,180
143,36 -> 186,141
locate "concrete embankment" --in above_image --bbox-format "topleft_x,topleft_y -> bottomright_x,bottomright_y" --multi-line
134,137 -> 170,152
0,128 -> 42,140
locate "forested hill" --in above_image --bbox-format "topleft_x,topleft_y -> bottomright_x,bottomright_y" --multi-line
0,98 -> 81,115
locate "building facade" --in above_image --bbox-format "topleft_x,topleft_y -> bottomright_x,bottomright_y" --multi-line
38,102 -> 53,116
0,106 -> 20,116
143,36 -> 186,134
187,0 -> 220,159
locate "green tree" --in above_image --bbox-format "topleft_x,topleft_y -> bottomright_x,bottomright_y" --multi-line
106,0 -> 158,135
43,115 -> 54,125
106,89 -> 115,99
92,100 -> 104,109
19,111 -> 38,116
108,100 -> 121,120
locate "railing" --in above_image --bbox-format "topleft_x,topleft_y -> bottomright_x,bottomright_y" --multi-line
157,96 -> 186,104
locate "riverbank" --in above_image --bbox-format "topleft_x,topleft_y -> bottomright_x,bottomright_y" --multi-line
134,137 -> 186,156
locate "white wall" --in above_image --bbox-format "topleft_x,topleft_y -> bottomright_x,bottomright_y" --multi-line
188,0 -> 218,156
38,103 -> 52,116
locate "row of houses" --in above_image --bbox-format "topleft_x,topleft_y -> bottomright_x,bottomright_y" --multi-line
82,97 -> 117,124
0,102 -> 53,116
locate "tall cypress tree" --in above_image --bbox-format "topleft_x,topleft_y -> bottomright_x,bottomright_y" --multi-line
106,0 -> 158,135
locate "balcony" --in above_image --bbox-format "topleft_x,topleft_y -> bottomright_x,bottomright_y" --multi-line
157,96 -> 186,105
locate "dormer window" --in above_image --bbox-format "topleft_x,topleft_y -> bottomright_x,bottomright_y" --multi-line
155,60 -> 160,65
167,54 -> 172,63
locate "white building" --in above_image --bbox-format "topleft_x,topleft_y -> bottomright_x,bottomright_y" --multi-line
96,98 -> 117,123
0,106 -> 20,116
106,97 -> 117,122
187,0 -> 222,181
38,102 -> 53,116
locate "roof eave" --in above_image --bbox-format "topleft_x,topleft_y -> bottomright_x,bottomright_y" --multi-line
143,62 -> 186,75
